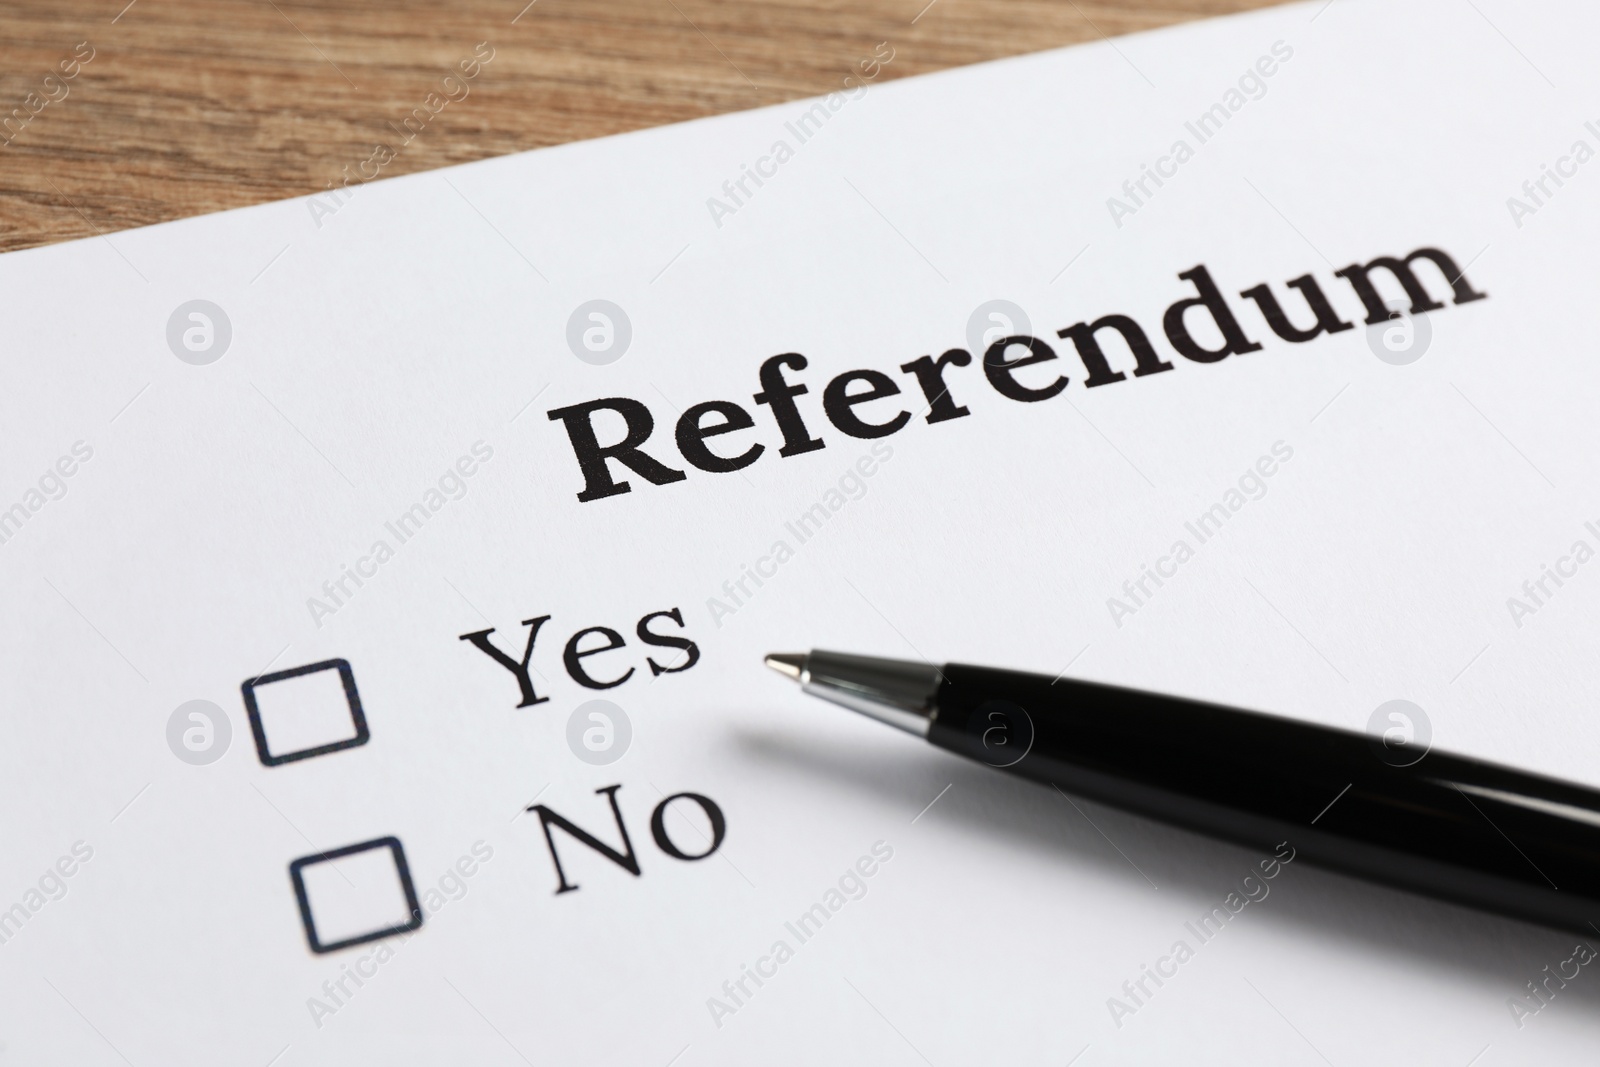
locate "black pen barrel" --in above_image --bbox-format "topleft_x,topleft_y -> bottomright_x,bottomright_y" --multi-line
927,663 -> 1600,934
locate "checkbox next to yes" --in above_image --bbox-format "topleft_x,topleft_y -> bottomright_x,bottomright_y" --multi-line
241,658 -> 370,766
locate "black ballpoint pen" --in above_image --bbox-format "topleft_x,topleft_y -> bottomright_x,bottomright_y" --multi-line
766,649 -> 1600,935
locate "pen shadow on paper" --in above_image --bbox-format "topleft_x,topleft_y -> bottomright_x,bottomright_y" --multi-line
732,721 -> 1600,1011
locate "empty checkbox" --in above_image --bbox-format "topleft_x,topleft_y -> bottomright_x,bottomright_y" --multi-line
290,836 -> 422,954
242,658 -> 369,766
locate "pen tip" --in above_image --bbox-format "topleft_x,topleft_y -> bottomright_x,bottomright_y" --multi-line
764,652 -> 806,681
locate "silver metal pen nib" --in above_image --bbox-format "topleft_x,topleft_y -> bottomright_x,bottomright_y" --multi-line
764,649 -> 941,737
763,653 -> 805,680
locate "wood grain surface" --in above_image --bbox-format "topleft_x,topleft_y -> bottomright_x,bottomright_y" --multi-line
0,0 -> 1283,253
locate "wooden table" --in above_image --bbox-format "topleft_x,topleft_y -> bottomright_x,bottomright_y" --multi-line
0,0 -> 1280,253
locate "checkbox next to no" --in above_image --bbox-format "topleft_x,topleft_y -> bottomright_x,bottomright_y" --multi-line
289,836 -> 423,954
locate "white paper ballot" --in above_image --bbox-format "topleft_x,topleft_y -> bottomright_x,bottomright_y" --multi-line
4,0 -> 1599,1062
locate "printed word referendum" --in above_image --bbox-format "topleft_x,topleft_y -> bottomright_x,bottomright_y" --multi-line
547,247 -> 1488,503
